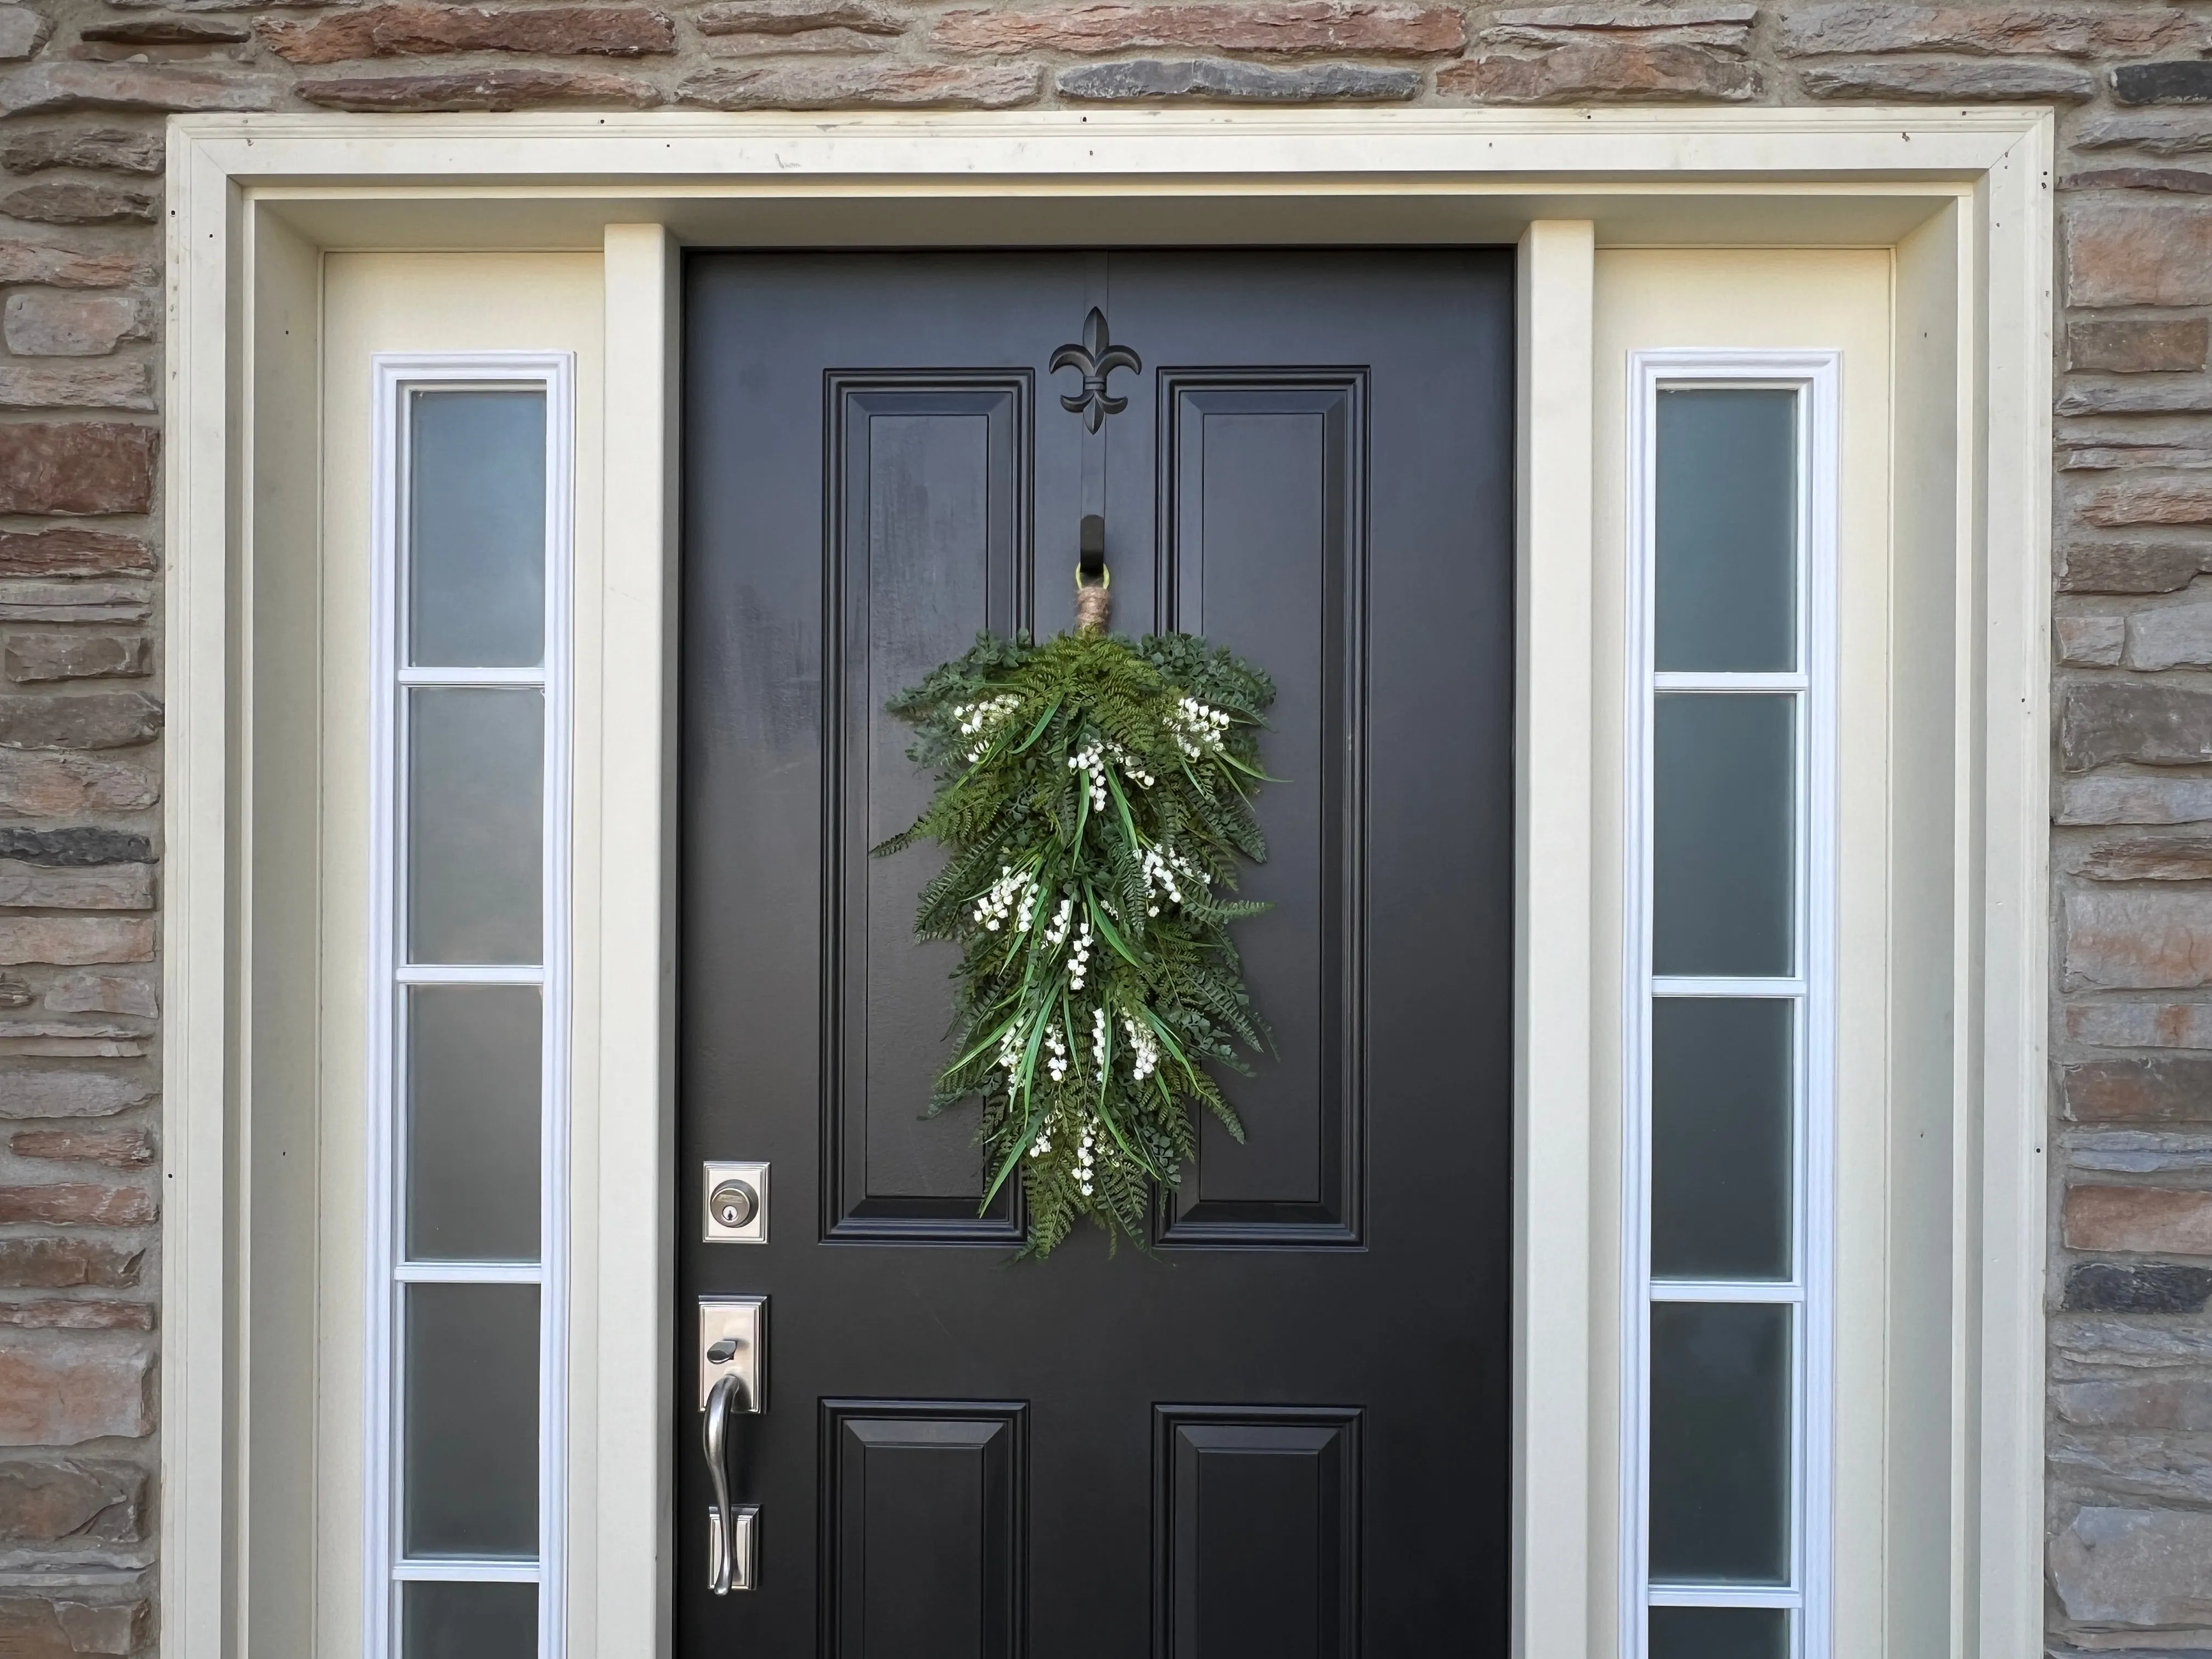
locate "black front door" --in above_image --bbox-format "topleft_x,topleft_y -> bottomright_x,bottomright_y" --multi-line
680,250 -> 1514,1657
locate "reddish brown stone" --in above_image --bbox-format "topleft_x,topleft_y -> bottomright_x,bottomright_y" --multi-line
0,1301 -> 150,1331
2068,891 -> 2212,988
2084,481 -> 2212,528
1778,3 -> 2188,59
2067,1183 -> 2212,1255
677,60 -> 1040,107
12,1127 -> 155,1168
0,129 -> 165,178
2069,201 -> 2212,308
2069,318 -> 2211,373
2075,837 -> 2212,882
0,529 -> 153,579
0,1240 -> 139,1290
0,753 -> 158,816
693,0 -> 902,33
935,1 -> 1463,55
0,1185 -> 155,1227
2062,542 -> 2212,594
2061,1056 -> 2212,1122
4,634 -> 151,685
0,1596 -> 149,1659
297,66 -> 663,109
0,919 -> 155,967
0,1341 -> 153,1443
263,3 -> 674,63
0,1458 -> 145,1543
2067,1001 -> 2212,1049
0,424 -> 154,516
1439,42 -> 1759,101
0,182 -> 156,227
0,692 -> 162,750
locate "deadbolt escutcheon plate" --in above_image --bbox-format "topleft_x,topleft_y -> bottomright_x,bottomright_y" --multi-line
702,1160 -> 769,1243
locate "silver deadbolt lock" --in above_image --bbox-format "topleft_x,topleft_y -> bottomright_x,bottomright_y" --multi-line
710,1179 -> 758,1231
702,1161 -> 769,1243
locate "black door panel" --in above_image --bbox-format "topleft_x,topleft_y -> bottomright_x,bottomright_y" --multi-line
680,251 -> 1514,1657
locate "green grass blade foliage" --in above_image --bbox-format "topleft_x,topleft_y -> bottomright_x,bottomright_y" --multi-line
874,629 -> 1275,1256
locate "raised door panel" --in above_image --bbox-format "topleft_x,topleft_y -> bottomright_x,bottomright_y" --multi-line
1155,376 -> 1365,1245
823,1401 -> 1028,1659
826,376 -> 1031,1242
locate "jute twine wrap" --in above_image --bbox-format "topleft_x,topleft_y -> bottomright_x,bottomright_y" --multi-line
1075,574 -> 1111,634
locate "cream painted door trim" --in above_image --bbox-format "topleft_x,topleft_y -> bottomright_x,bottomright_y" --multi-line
165,108 -> 2052,1659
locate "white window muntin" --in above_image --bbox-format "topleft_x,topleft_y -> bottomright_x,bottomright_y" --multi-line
1620,350 -> 1839,1659
365,351 -> 575,1659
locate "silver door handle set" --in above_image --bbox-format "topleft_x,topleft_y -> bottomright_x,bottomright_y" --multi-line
699,1163 -> 770,1595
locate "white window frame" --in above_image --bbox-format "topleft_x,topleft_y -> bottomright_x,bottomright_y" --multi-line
1619,350 -> 1839,1659
365,350 -> 577,1659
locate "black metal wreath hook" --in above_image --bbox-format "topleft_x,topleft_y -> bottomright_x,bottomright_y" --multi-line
1050,307 -> 1141,434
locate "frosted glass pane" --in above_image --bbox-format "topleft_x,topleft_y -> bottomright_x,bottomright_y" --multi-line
407,985 -> 540,1263
1653,695 -> 1793,978
402,1582 -> 535,1659
1650,1302 -> 1791,1584
1655,388 -> 1796,673
403,1283 -> 539,1558
1652,998 -> 1792,1281
409,389 -> 546,669
1650,1606 -> 1788,1659
408,688 -> 543,965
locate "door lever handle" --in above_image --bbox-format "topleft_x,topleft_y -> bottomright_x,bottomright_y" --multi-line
702,1371 -> 759,1594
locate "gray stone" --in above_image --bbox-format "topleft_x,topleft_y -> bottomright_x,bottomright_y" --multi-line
0,584 -> 149,624
2050,1430 -> 2212,1506
43,973 -> 155,1018
3,633 -> 152,685
0,980 -> 24,1010
2061,542 -> 2212,594
2061,681 -> 2212,770
0,1458 -> 144,1544
2064,444 -> 2212,471
2061,776 -> 2212,825
0,1070 -> 151,1120
2059,613 -> 2126,665
692,0 -> 904,32
0,129 -> 165,178
1780,3 -> 2190,59
0,829 -> 153,868
0,693 -> 162,752
2055,1314 -> 2212,1368
1440,40 -> 1757,100
2064,1261 -> 2212,1314
2130,601 -> 2212,668
2078,112 -> 2212,155
3,292 -> 146,358
676,60 -> 1039,106
2067,1128 -> 2212,1173
0,863 -> 151,911
0,63 -> 284,117
2049,1506 -> 2212,1626
1057,58 -> 1419,100
2067,1001 -> 2212,1047
2117,62 -> 2212,106
1798,57 -> 2098,101
0,7 -> 40,60
2067,890 -> 2212,990
2059,382 -> 2212,417
0,753 -> 157,817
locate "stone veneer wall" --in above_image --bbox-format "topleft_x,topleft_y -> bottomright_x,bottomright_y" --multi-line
0,1 -> 2203,1652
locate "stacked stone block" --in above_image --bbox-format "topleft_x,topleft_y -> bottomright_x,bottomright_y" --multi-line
0,0 -> 2201,1649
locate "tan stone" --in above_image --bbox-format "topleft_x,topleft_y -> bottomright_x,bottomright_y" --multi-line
0,1183 -> 153,1226
2056,382 -> 2212,417
0,1596 -> 148,1659
0,863 -> 151,910
935,1 -> 1464,55
2069,200 -> 2212,308
297,66 -> 663,109
2067,1183 -> 2212,1254
0,1069 -> 153,1120
0,752 -> 157,816
0,919 -> 154,967
0,1340 -> 152,1443
703,28 -> 896,52
0,1240 -> 139,1289
0,529 -> 151,579
0,1301 -> 151,1330
2068,891 -> 2212,989
2074,836 -> 2212,881
2070,318 -> 2211,374
262,3 -> 676,64
4,634 -> 152,685
2084,480 -> 2212,527
4,292 -> 147,358
1439,41 -> 1758,101
0,583 -> 151,623
0,61 -> 283,117
0,424 -> 156,516
678,60 -> 1040,107
0,362 -> 153,414
12,1126 -> 156,1167
2067,1002 -> 2212,1049
41,974 -> 155,1019
0,242 -> 149,291
2057,613 -> 2125,665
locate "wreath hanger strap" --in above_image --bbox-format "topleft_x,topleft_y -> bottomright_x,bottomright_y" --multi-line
1075,512 -> 1111,633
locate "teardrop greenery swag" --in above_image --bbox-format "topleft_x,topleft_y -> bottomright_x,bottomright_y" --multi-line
873,624 -> 1275,1257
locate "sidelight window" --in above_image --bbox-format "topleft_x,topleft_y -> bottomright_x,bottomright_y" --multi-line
366,356 -> 573,1659
1623,356 -> 1837,1659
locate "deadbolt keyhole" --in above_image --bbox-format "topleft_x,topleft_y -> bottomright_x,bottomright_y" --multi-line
710,1178 -> 759,1231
